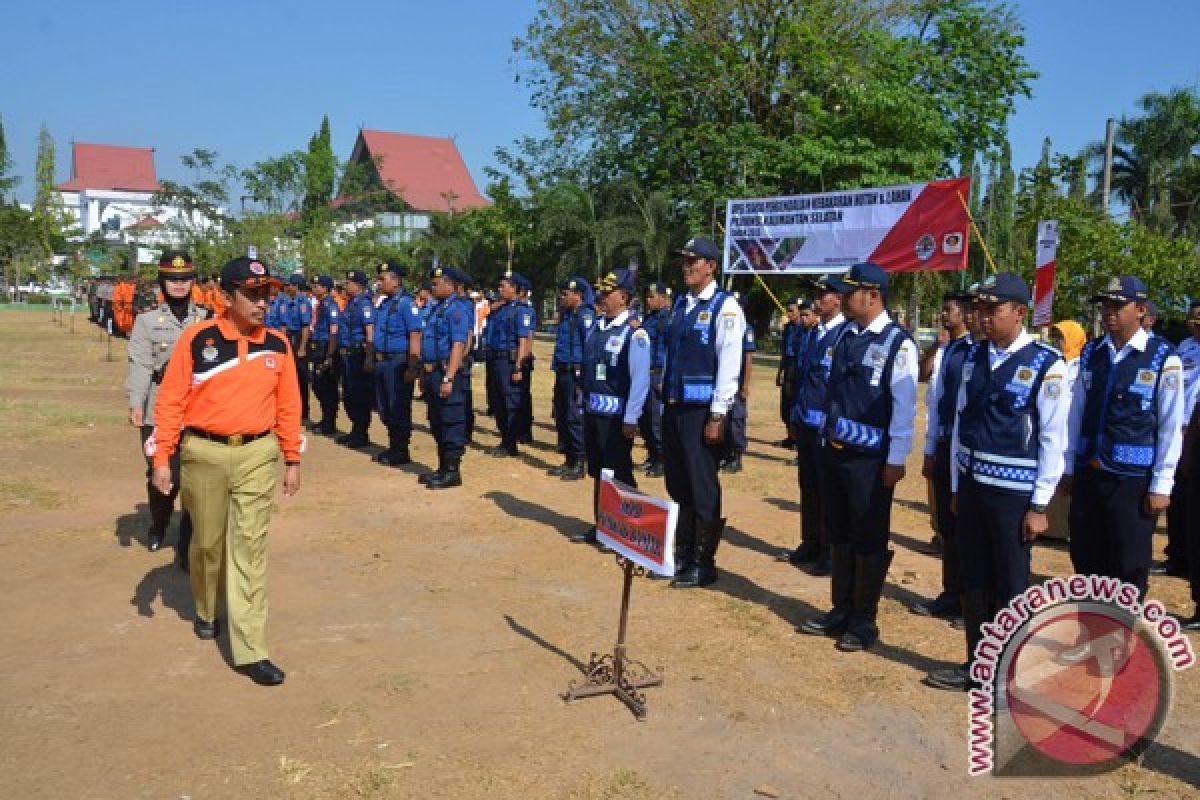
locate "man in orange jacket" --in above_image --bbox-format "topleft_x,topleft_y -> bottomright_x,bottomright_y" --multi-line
152,255 -> 302,686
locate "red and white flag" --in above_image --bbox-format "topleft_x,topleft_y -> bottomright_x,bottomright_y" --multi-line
724,177 -> 971,274
1032,220 -> 1060,327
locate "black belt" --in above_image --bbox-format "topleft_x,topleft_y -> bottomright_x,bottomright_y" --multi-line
555,364 -> 581,373
374,352 -> 409,362
185,428 -> 271,446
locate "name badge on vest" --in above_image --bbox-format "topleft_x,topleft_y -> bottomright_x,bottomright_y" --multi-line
695,310 -> 711,330
862,343 -> 888,368
605,335 -> 623,354
821,346 -> 834,368
1081,370 -> 1092,391
1006,365 -> 1036,396
962,362 -> 975,383
1133,369 -> 1155,388
595,363 -> 607,382
1130,368 -> 1157,410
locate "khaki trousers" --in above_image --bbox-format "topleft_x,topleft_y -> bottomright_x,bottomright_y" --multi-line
180,434 -> 279,665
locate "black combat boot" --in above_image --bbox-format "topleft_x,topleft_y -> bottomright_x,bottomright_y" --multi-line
671,517 -> 725,588
419,452 -> 446,485
426,456 -> 462,489
837,550 -> 895,652
799,545 -> 855,635
720,451 -> 743,474
559,456 -> 585,481
925,590 -> 990,691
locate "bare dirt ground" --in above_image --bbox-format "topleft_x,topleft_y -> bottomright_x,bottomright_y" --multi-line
0,307 -> 1196,800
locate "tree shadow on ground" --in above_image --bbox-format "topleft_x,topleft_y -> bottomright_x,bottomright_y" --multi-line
482,491 -> 591,540
503,614 -> 587,673
130,562 -> 192,621
763,496 -> 801,514
893,496 -> 931,516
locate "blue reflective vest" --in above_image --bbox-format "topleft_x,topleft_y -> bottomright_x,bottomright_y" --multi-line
822,321 -> 910,455
582,318 -> 633,416
643,308 -> 670,370
662,289 -> 728,404
338,293 -> 375,347
934,335 -> 973,443
1076,336 -> 1174,476
793,320 -> 847,429
957,340 -> 1057,494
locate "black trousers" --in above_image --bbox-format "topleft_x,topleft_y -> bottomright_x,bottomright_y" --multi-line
553,368 -> 585,458
662,403 -> 723,521
286,330 -> 310,420
794,425 -> 825,547
341,347 -> 374,434
140,424 -> 190,544
1069,467 -> 1156,595
819,446 -> 893,556
638,372 -> 664,458
517,361 -> 534,440
932,440 -> 963,598
584,413 -> 636,486
488,355 -> 521,448
309,340 -> 340,425
957,475 -> 1031,606
1185,445 -> 1200,603
1167,463 -> 1192,569
724,394 -> 748,454
778,369 -> 795,427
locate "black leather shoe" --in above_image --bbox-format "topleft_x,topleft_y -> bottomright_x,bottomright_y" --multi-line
924,665 -> 973,691
488,445 -> 518,457
836,619 -> 879,652
810,551 -> 832,576
341,434 -> 370,449
644,462 -> 664,478
147,531 -> 164,552
240,659 -> 285,686
909,593 -> 962,619
193,618 -> 219,640
335,432 -> 353,445
798,608 -> 849,636
418,471 -> 438,485
778,541 -> 820,565
559,463 -> 585,481
1149,560 -> 1187,577
426,469 -> 462,489
1181,612 -> 1200,632
546,462 -> 569,477
670,565 -> 718,588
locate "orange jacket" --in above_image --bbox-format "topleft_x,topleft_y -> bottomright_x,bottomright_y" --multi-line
152,315 -> 303,468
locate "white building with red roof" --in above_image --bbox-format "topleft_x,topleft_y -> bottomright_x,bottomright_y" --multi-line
56,142 -> 220,247
336,129 -> 490,244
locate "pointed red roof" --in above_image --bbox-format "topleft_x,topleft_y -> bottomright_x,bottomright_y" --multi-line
58,142 -> 159,192
343,129 -> 489,213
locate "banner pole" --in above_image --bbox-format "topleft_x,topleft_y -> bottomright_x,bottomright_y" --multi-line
956,191 -> 1000,276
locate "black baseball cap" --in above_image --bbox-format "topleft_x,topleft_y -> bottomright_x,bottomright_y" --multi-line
378,260 -> 407,278
346,270 -> 369,286
646,281 -> 672,297
315,275 -> 334,289
220,257 -> 281,291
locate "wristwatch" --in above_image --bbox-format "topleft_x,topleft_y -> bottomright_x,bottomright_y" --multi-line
1029,503 -> 1048,514
708,412 -> 726,423
442,375 -> 454,384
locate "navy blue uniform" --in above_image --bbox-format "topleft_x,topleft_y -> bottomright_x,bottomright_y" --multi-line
373,289 -> 422,454
310,295 -> 341,430
421,296 -> 472,463
789,315 -> 846,556
339,292 -> 376,438
282,291 -> 313,420
516,300 -> 538,442
551,303 -> 595,461
456,293 -> 478,442
724,326 -> 756,458
1068,334 -> 1184,594
485,300 -> 529,453
265,292 -> 286,331
638,307 -> 670,464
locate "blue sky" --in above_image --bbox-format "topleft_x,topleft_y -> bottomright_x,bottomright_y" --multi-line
4,1 -> 1198,204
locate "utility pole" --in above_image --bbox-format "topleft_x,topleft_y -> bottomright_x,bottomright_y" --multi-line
1101,118 -> 1116,217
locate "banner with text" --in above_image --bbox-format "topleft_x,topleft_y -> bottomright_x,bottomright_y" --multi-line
596,469 -> 677,577
1032,220 -> 1060,327
723,177 -> 971,274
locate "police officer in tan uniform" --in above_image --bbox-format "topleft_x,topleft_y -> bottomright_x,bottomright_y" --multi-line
127,251 -> 209,567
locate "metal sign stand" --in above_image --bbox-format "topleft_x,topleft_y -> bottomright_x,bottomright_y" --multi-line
563,555 -> 664,720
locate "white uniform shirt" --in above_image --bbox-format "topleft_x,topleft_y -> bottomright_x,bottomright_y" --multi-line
838,311 -> 918,466
1064,327 -> 1186,495
682,281 -> 746,414
1178,335 -> 1200,425
949,330 -> 1070,506
594,310 -> 651,425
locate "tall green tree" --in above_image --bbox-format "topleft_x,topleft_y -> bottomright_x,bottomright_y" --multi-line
0,116 -> 17,200
302,115 -> 336,225
30,125 -> 68,258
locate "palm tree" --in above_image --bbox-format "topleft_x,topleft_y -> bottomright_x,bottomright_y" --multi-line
1087,87 -> 1200,234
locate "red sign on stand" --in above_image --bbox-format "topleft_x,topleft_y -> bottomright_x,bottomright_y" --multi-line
596,469 -> 678,577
